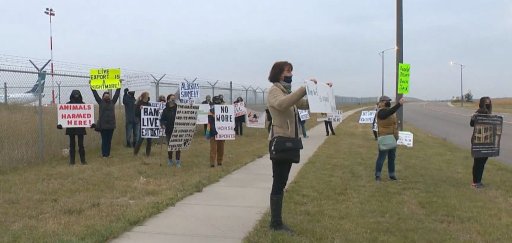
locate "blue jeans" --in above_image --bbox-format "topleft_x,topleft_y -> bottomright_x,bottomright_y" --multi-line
100,129 -> 114,157
300,121 -> 307,137
375,148 -> 396,177
125,121 -> 139,146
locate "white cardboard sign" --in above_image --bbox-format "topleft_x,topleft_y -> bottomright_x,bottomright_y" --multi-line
141,106 -> 161,138
298,109 -> 310,121
214,105 -> 236,140
168,104 -> 199,151
359,110 -> 377,124
245,109 -> 266,128
397,131 -> 414,147
196,104 -> 210,125
57,104 -> 95,128
305,81 -> 336,114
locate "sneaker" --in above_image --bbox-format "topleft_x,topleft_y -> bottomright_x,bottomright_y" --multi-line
167,159 -> 174,167
471,183 -> 483,189
210,164 -> 215,168
217,162 -> 223,166
332,132 -> 336,136
176,160 -> 181,168
375,176 -> 381,181
389,176 -> 398,181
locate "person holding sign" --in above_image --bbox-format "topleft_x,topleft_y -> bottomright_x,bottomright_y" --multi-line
374,96 -> 405,181
57,90 -> 91,165
469,97 -> 493,188
206,95 -> 226,167
91,85 -> 121,158
160,94 -> 182,167
297,112 -> 308,138
234,97 -> 246,136
123,88 -> 137,147
323,113 -> 335,136
266,61 -> 332,233
134,92 -> 153,156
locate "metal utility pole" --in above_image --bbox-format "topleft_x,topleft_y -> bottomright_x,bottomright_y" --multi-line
44,7 -> 56,105
395,0 -> 404,131
379,47 -> 396,96
450,62 -> 465,107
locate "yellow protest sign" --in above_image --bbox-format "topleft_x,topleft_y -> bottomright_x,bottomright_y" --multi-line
90,68 -> 121,90
398,63 -> 410,94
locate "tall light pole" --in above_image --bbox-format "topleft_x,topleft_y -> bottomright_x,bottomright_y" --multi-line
44,7 -> 55,105
450,61 -> 465,107
379,47 -> 396,96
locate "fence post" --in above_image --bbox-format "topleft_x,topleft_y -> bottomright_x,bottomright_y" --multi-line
29,59 -> 51,162
229,81 -> 233,104
3,82 -> 7,104
207,80 -> 219,98
151,74 -> 166,101
57,81 -> 61,104
262,88 -> 266,105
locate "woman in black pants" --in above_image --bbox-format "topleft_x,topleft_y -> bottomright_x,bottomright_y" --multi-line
266,61 -> 332,233
470,96 -> 493,188
57,90 -> 90,165
92,87 -> 121,158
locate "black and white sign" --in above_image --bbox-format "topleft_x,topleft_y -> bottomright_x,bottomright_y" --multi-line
359,110 -> 377,124
471,115 -> 503,158
214,105 -> 235,140
141,106 -> 161,138
179,81 -> 200,103
168,104 -> 199,151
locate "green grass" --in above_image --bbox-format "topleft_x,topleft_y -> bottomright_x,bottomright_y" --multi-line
0,124 -> 270,242
245,112 -> 512,242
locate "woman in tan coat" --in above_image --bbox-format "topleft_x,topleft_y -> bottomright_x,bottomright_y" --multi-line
266,61 -> 332,233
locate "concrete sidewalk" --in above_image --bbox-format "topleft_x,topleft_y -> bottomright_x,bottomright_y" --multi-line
112,108 -> 362,243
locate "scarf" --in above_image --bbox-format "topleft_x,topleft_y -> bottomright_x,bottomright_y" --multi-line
279,81 -> 292,94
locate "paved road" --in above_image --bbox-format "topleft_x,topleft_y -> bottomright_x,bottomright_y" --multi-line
404,102 -> 511,164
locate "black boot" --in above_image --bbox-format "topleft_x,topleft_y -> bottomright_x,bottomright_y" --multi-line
69,148 -> 76,165
134,142 -> 141,155
145,144 -> 152,156
270,195 -> 294,234
79,149 -> 87,165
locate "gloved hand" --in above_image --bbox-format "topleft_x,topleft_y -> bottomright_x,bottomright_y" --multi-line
57,125 -> 63,129
90,124 -> 96,129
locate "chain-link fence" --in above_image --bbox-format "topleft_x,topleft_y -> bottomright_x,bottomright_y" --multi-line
0,54 -> 376,167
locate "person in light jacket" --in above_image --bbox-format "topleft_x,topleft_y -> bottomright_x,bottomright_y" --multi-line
266,61 -> 332,233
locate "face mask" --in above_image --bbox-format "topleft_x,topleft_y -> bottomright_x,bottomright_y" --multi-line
485,104 -> 491,110
73,94 -> 79,98
385,101 -> 391,107
283,75 -> 293,83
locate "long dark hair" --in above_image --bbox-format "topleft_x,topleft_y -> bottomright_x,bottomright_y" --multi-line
477,96 -> 492,114
268,61 -> 293,83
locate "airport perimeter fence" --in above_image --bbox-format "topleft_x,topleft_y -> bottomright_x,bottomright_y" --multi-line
0,54 -> 376,166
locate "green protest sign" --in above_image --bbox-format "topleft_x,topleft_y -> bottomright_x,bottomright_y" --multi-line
398,63 -> 410,94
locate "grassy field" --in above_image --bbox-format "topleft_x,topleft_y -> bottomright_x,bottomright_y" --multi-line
245,112 -> 512,242
452,98 -> 512,114
0,102 -> 372,242
0,117 -> 270,242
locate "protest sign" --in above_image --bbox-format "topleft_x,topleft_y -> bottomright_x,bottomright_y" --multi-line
471,115 -> 503,158
214,105 -> 235,140
398,63 -> 410,94
196,104 -> 210,125
397,131 -> 414,147
245,109 -> 266,128
168,104 -> 199,151
234,101 -> 247,117
57,104 -> 94,128
141,106 -> 161,138
179,81 -> 200,103
305,81 -> 336,113
90,68 -> 121,90
298,109 -> 310,121
150,102 -> 166,137
359,110 -> 377,124
328,110 -> 343,123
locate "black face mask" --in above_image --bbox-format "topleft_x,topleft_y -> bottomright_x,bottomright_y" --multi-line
385,101 -> 391,107
283,76 -> 293,83
485,104 -> 491,110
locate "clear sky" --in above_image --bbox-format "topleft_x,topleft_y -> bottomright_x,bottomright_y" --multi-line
1,0 -> 510,100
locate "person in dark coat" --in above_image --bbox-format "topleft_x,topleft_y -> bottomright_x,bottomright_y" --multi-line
123,88 -> 137,147
470,96 -> 493,188
92,87 -> 121,158
134,92 -> 153,156
57,90 -> 91,165
160,94 -> 182,167
234,97 -> 246,136
207,95 -> 226,167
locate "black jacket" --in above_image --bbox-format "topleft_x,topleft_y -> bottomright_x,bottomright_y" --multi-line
123,92 -> 137,123
160,102 -> 177,136
135,100 -> 151,123
92,88 -> 121,130
65,90 -> 87,136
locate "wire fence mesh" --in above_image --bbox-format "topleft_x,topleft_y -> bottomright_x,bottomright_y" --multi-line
0,54 -> 376,167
